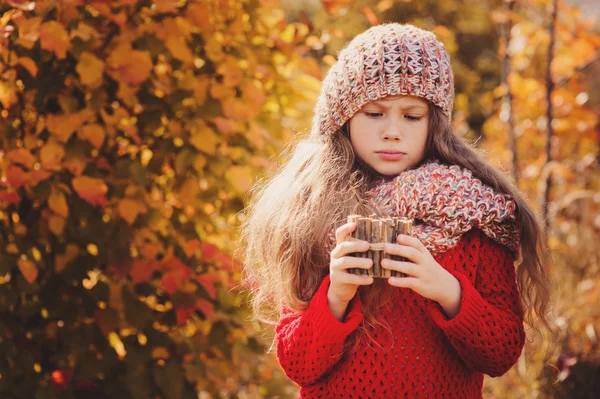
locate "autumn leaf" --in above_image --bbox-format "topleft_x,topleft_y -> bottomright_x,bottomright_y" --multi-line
18,258 -> 38,284
118,198 -> 147,225
76,52 -> 105,88
165,35 -> 194,64
176,305 -> 194,325
130,260 -> 159,285
48,187 -> 69,218
0,81 -> 18,109
79,124 -> 106,150
72,176 -> 108,207
48,214 -> 66,236
55,244 -> 80,273
5,165 -> 32,188
226,165 -> 254,195
40,139 -> 65,170
189,122 -> 220,154
196,298 -> 214,319
108,45 -> 153,85
40,21 -> 71,59
0,190 -> 21,204
7,148 -> 36,169
17,56 -> 38,77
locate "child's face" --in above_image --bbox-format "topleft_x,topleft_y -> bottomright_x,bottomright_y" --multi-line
349,95 -> 429,176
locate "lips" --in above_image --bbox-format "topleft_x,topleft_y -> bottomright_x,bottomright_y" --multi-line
376,151 -> 406,154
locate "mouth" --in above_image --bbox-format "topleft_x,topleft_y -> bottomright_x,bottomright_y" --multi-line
376,151 -> 406,161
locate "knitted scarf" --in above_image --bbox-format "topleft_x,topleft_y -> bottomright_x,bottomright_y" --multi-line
330,159 -> 521,260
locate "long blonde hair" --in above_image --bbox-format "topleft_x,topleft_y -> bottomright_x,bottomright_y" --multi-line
238,103 -> 556,361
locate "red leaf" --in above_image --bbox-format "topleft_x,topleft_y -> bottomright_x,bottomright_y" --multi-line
160,272 -> 179,295
195,298 -> 214,319
0,190 -> 21,204
201,242 -> 218,260
176,305 -> 194,325
130,260 -> 158,284
196,272 -> 220,299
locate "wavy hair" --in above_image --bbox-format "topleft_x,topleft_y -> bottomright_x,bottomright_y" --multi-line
237,102 -> 557,362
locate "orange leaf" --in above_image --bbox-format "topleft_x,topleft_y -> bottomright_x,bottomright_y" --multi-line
7,148 -> 36,169
18,258 -> 38,284
80,124 -> 105,150
360,7 -> 379,26
109,46 -> 153,85
165,35 -> 193,64
226,165 -> 254,195
17,56 -> 38,77
189,123 -> 220,154
5,165 -> 32,188
40,139 -> 65,170
183,239 -> 200,258
76,52 -> 105,88
46,113 -> 88,143
40,21 -> 70,59
48,187 -> 69,218
72,176 -> 108,207
118,198 -> 146,225
0,81 -> 18,109
48,214 -> 65,236
55,244 -> 79,273
196,272 -> 220,299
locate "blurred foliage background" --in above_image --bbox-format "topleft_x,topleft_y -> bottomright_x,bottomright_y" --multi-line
0,0 -> 598,398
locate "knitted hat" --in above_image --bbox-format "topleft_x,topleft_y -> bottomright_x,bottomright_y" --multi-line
311,23 -> 455,137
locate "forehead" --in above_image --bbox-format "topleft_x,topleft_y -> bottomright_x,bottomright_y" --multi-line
373,95 -> 428,106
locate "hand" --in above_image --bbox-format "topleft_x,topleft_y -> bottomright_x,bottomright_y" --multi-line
328,222 -> 374,305
382,234 -> 462,318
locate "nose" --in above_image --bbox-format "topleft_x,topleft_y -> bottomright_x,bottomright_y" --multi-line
382,116 -> 402,140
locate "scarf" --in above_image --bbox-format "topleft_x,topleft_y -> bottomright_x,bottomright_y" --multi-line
329,158 -> 521,260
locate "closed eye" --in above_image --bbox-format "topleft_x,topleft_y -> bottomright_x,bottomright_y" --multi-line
364,112 -> 423,122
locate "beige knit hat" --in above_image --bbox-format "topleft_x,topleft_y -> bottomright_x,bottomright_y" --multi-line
311,23 -> 455,137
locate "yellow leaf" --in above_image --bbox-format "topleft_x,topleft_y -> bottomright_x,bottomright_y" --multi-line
76,52 -> 105,88
189,123 -> 220,154
18,258 -> 38,284
166,35 -> 193,64
226,166 -> 254,195
80,124 -> 105,149
17,57 -> 38,77
0,81 -> 18,109
72,176 -> 108,207
48,214 -> 65,236
48,188 -> 69,218
40,139 -> 65,170
118,198 -> 146,225
55,244 -> 79,273
40,21 -> 70,59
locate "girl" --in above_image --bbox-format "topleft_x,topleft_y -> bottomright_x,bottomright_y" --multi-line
239,23 -> 554,398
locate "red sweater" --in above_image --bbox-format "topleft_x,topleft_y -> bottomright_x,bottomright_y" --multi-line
275,228 -> 526,398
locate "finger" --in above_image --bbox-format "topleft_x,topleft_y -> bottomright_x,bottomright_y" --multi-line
380,259 -> 420,277
388,276 -> 418,288
397,234 -> 425,252
333,272 -> 374,286
383,243 -> 421,262
332,256 -> 373,272
335,222 -> 356,244
331,240 -> 370,259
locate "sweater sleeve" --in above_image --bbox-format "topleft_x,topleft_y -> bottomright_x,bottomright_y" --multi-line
274,274 -> 364,386
427,230 -> 526,377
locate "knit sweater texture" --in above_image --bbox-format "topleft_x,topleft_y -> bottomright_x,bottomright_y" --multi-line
275,228 -> 526,398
